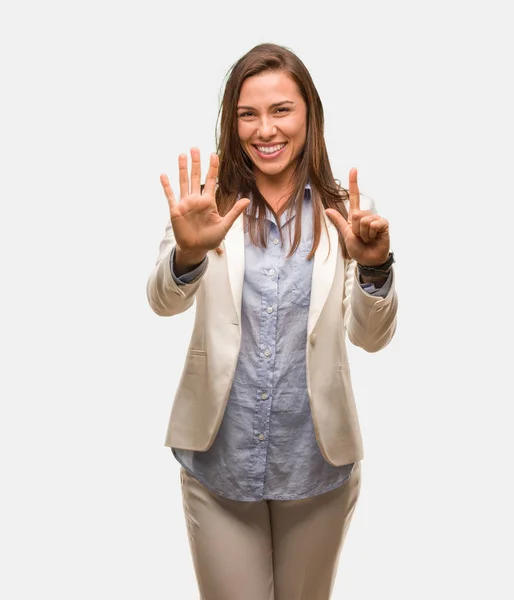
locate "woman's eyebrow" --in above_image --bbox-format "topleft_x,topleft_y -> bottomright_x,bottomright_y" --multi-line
237,100 -> 295,110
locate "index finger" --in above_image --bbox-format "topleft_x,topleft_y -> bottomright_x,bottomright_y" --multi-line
349,167 -> 360,212
203,153 -> 219,198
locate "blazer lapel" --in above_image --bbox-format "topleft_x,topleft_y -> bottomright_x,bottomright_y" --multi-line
223,213 -> 245,326
308,211 -> 339,336
223,210 -> 339,334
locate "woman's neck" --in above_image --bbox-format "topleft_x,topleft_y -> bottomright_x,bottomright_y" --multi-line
254,171 -> 295,215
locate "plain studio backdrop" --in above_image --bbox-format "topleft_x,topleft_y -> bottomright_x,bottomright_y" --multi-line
1,0 -> 512,598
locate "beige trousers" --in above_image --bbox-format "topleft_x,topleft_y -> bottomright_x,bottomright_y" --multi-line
179,461 -> 362,600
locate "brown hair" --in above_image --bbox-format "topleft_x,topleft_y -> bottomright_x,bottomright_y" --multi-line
214,42 -> 350,260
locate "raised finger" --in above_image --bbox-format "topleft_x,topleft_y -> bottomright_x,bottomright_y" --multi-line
190,147 -> 201,195
203,153 -> 219,198
160,173 -> 177,213
178,153 -> 189,199
349,167 -> 361,213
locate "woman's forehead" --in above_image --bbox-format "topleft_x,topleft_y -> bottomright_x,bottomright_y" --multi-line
238,71 -> 301,105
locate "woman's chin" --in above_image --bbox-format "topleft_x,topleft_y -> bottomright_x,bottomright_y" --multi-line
254,161 -> 294,179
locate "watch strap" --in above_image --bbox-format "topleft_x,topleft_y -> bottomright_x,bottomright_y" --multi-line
357,251 -> 395,277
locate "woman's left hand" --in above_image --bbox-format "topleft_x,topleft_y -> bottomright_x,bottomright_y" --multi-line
325,168 -> 390,266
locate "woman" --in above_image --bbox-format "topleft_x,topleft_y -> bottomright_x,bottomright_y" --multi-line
147,43 -> 397,600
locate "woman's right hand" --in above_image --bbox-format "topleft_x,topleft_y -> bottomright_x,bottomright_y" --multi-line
160,148 -> 250,261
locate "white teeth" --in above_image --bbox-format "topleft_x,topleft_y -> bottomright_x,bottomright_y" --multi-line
256,143 -> 286,154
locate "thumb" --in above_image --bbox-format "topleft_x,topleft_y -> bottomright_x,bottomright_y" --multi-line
325,208 -> 351,238
222,197 -> 251,232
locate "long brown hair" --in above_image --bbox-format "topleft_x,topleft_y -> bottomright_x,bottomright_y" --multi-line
214,42 -> 350,260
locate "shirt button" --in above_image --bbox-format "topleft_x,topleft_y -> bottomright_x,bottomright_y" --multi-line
272,238 -> 279,245
258,433 -> 265,441
260,392 -> 268,400
266,306 -> 273,314
268,268 -> 276,276
264,349 -> 271,357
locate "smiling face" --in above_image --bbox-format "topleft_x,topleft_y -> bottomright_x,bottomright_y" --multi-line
237,70 -> 307,188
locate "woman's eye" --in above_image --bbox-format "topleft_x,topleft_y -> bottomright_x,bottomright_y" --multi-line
238,108 -> 289,118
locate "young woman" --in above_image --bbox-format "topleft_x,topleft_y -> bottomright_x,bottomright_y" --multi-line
147,43 -> 398,600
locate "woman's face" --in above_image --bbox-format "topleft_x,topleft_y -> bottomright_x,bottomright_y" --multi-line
237,71 -> 307,183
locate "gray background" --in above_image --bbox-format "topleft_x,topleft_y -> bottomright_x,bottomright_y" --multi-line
1,0 -> 512,598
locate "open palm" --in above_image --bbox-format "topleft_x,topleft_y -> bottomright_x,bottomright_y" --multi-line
160,148 -> 250,255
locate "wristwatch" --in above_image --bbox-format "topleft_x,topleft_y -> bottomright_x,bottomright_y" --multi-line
357,252 -> 395,278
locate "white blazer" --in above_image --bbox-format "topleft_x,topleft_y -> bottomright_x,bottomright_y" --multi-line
147,196 -> 398,466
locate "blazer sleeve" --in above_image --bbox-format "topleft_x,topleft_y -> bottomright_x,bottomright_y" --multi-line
342,196 -> 398,352
146,221 -> 209,317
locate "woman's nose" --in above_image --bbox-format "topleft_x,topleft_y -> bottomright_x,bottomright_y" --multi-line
257,118 -> 277,139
